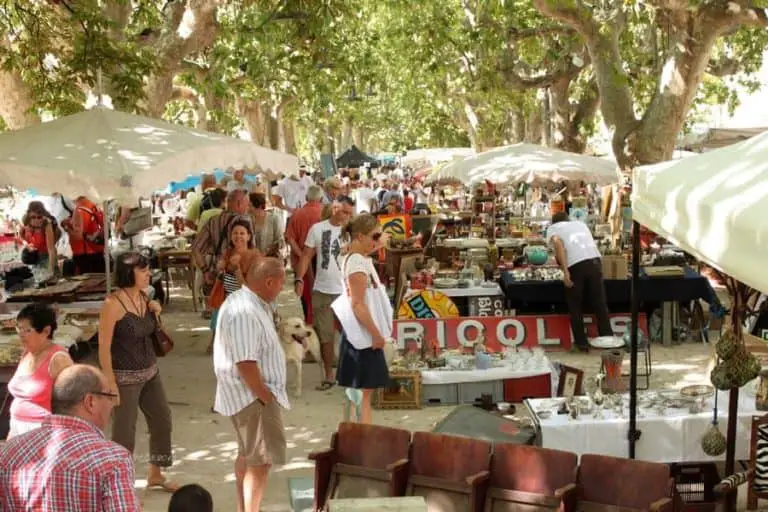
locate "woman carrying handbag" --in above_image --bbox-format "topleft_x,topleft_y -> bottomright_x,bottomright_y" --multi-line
332,214 -> 393,424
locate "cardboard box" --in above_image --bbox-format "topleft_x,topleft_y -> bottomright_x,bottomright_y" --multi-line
602,255 -> 628,280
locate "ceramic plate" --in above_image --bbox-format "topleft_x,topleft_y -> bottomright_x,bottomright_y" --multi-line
589,336 -> 625,349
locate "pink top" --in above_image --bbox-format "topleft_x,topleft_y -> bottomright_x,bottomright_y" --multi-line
8,345 -> 67,423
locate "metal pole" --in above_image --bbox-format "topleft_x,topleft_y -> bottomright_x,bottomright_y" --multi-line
725,388 -> 738,512
103,200 -> 111,293
628,220 -> 641,458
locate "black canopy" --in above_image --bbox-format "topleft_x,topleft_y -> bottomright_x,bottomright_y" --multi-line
336,145 -> 378,168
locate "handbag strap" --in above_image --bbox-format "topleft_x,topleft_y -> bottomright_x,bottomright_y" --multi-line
341,254 -> 377,298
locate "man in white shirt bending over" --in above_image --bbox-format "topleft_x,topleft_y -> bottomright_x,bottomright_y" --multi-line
546,211 -> 612,352
294,196 -> 355,390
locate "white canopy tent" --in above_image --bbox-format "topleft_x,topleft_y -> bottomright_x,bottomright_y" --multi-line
0,106 -> 298,202
430,143 -> 621,186
402,147 -> 475,169
632,130 -> 768,294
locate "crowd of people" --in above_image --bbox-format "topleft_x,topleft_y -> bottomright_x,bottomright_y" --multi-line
0,165 -> 425,511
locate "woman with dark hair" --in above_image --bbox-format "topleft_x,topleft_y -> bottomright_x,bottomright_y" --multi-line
98,251 -> 178,492
249,192 -> 283,257
206,219 -> 260,353
20,201 -> 58,274
168,484 -> 213,512
6,303 -> 73,437
334,213 -> 392,423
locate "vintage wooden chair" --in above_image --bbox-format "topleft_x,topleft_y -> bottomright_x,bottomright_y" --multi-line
714,414 -> 768,510
404,431 -> 492,512
308,422 -> 412,510
483,443 -> 578,512
576,454 -> 674,511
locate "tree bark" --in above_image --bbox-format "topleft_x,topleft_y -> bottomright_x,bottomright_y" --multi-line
0,37 -> 39,129
237,98 -> 268,147
533,0 -> 768,166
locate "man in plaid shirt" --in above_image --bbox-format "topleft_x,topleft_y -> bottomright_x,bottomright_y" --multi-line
0,364 -> 139,511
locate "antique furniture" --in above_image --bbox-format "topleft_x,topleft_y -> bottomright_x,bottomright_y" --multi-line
405,431 -> 491,512
483,443 -> 578,512
309,423 -> 412,510
576,454 -> 674,511
156,249 -> 195,308
714,414 -> 768,510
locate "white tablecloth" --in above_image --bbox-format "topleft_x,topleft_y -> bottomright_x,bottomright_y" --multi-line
421,363 -> 551,385
526,388 -> 755,463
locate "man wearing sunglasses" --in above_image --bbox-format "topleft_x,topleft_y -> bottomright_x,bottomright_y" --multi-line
294,196 -> 355,391
0,365 -> 139,511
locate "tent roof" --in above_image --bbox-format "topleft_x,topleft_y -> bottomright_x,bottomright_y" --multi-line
679,127 -> 768,152
633,130 -> 768,293
336,145 -> 377,168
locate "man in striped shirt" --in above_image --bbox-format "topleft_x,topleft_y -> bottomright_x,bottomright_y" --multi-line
0,364 -> 139,511
213,257 -> 289,512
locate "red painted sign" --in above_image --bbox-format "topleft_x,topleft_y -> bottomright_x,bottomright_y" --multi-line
394,313 -> 648,352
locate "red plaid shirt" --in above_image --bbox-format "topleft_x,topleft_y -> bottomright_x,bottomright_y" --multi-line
0,415 -> 139,511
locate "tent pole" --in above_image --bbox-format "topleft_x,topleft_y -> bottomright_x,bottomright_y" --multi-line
724,388 -> 738,512
628,220 -> 641,458
103,200 -> 111,293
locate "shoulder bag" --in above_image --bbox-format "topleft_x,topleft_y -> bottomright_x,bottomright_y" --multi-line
144,295 -> 174,357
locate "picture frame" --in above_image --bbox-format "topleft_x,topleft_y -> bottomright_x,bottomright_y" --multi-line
556,364 -> 584,398
374,371 -> 422,410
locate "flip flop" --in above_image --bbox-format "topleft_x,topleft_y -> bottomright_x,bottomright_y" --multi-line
147,479 -> 180,493
316,380 -> 335,391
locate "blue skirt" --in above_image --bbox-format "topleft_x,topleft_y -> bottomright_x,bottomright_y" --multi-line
336,334 -> 390,389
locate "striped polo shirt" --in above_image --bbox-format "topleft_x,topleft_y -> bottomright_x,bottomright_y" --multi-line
213,286 -> 290,416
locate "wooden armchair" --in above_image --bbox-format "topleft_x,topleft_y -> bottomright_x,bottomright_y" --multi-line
576,454 -> 674,512
308,422 -> 412,511
484,443 -> 578,512
405,431 -> 492,512
714,414 -> 768,510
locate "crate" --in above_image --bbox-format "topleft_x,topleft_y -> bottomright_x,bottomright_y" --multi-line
669,463 -> 720,511
503,374 -> 552,403
422,383 -> 459,406
458,380 -> 504,405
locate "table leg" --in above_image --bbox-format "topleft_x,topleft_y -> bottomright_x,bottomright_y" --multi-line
164,268 -> 170,305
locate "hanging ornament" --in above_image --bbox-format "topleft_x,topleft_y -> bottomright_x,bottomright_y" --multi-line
701,391 -> 727,456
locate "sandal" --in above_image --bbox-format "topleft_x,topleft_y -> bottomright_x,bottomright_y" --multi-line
147,478 -> 180,493
316,380 -> 335,391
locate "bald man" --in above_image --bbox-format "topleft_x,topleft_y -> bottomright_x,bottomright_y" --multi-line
0,365 -> 139,511
213,258 -> 289,512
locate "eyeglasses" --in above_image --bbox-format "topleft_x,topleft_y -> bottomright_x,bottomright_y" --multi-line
15,326 -> 34,336
91,391 -> 118,399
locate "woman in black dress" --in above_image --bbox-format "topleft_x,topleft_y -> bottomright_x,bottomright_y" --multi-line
335,214 -> 392,424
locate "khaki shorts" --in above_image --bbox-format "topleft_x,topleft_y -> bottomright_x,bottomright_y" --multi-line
312,290 -> 339,345
231,399 -> 286,466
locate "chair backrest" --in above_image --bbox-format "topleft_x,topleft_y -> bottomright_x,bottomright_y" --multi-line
578,454 -> 671,509
335,422 -> 412,469
751,415 -> 768,494
410,431 -> 492,482
490,443 -> 578,495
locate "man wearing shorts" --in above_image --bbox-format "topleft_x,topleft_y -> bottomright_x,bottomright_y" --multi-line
213,258 -> 289,512
294,196 -> 355,390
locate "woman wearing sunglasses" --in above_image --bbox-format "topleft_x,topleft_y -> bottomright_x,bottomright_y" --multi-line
6,303 -> 73,437
98,251 -> 178,492
333,214 -> 393,424
20,201 -> 59,275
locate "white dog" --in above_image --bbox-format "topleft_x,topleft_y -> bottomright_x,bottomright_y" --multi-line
277,317 -> 322,398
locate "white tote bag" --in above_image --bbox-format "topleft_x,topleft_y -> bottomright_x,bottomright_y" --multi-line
331,255 -> 393,350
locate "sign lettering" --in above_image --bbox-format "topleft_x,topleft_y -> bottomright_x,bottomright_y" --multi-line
394,313 -> 648,352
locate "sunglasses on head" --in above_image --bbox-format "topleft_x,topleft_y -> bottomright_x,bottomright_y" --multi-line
122,253 -> 149,268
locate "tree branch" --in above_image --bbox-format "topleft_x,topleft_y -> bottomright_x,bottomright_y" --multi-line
707,55 -> 740,77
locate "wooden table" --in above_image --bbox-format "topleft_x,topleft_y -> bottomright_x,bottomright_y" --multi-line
156,249 -> 195,309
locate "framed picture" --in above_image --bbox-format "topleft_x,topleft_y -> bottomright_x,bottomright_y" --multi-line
374,371 -> 422,410
556,364 -> 584,398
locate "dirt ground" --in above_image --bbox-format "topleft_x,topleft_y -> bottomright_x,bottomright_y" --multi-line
130,278 -> 755,511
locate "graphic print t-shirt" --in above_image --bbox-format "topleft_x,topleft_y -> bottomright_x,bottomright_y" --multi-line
304,220 -> 344,295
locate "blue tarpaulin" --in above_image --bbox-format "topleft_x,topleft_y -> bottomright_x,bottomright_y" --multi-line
165,169 -> 257,194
